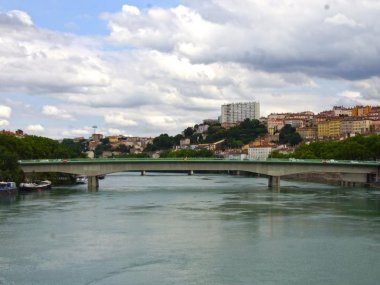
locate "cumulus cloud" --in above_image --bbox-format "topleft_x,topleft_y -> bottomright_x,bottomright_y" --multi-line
0,10 -> 33,27
324,13 -> 361,28
104,113 -> 137,127
27,124 -> 45,132
0,105 -> 12,118
42,105 -> 73,120
0,10 -> 110,97
353,77 -> 380,100
62,128 -> 91,137
103,0 -> 380,80
107,128 -> 126,136
1,1 -> 380,138
338,91 -> 362,99
0,120 -> 9,127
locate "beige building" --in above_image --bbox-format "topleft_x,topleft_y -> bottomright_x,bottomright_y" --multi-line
267,113 -> 287,134
317,119 -> 341,138
108,136 -> 120,144
284,119 -> 305,128
91,133 -> 103,142
371,120 -> 380,132
333,106 -> 352,117
248,146 -> 272,160
352,119 -> 371,134
180,138 -> 191,147
297,127 -> 317,140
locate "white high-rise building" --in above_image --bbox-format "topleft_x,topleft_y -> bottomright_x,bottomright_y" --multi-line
220,102 -> 260,124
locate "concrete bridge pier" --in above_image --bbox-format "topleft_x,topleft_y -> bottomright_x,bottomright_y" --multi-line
88,176 -> 99,191
268,176 -> 280,188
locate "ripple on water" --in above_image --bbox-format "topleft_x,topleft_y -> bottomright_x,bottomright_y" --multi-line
1,174 -> 380,285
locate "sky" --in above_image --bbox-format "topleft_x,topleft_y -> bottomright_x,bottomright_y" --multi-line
0,0 -> 379,139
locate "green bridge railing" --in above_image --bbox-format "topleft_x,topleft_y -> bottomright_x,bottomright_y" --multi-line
18,158 -> 380,167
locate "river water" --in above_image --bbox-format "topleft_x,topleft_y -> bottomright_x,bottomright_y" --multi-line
1,173 -> 380,285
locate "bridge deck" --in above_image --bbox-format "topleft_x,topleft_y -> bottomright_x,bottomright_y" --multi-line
18,158 -> 380,190
18,158 -> 380,167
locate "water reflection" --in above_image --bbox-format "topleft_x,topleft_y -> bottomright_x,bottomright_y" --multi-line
1,173 -> 380,284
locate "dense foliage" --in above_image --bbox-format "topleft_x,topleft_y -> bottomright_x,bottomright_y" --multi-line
0,134 -> 82,160
145,119 -> 267,152
160,149 -> 214,158
61,138 -> 87,157
0,134 -> 85,183
144,134 -> 182,152
0,145 -> 24,183
270,134 -> 380,160
94,138 -> 113,156
204,119 -> 267,148
279,124 -> 303,146
116,153 -> 150,158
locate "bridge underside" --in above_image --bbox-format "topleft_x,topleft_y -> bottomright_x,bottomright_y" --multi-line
20,161 -> 379,191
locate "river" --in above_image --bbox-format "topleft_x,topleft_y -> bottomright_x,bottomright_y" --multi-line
1,173 -> 380,284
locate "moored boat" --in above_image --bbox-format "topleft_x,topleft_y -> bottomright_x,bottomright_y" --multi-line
0,182 -> 18,195
19,180 -> 52,192
75,176 -> 88,184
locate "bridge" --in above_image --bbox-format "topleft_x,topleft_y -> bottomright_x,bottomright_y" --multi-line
19,158 -> 380,191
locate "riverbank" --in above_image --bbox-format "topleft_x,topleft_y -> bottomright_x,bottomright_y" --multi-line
285,173 -> 380,189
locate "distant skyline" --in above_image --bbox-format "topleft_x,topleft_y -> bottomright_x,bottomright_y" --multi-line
0,0 -> 379,138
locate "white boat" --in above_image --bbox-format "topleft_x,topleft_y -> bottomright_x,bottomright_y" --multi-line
76,176 -> 88,184
0,182 -> 18,195
19,180 -> 52,192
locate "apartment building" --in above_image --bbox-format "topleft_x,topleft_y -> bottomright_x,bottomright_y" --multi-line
367,108 -> 380,120
371,120 -> 380,132
333,106 -> 352,117
248,146 -> 273,160
317,119 -> 341,138
352,106 -> 371,117
220,102 -> 260,125
352,119 -> 371,134
265,105 -> 379,142
267,112 -> 314,135
267,113 -> 287,134
284,119 -> 304,128
319,118 -> 372,138
297,127 -> 317,140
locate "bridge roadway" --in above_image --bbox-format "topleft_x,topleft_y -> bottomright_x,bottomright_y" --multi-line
19,158 -> 380,191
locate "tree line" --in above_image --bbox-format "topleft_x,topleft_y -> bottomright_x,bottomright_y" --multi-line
145,119 -> 268,152
271,134 -> 380,160
0,134 -> 85,183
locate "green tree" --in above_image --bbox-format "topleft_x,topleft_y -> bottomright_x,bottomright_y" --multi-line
204,125 -> 227,143
183,127 -> 194,137
288,134 -> 380,160
160,149 -> 214,158
94,143 -> 112,157
116,144 -> 130,153
224,119 -> 267,147
0,134 -> 84,183
144,134 -> 176,152
279,124 -> 302,146
61,138 -> 87,157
